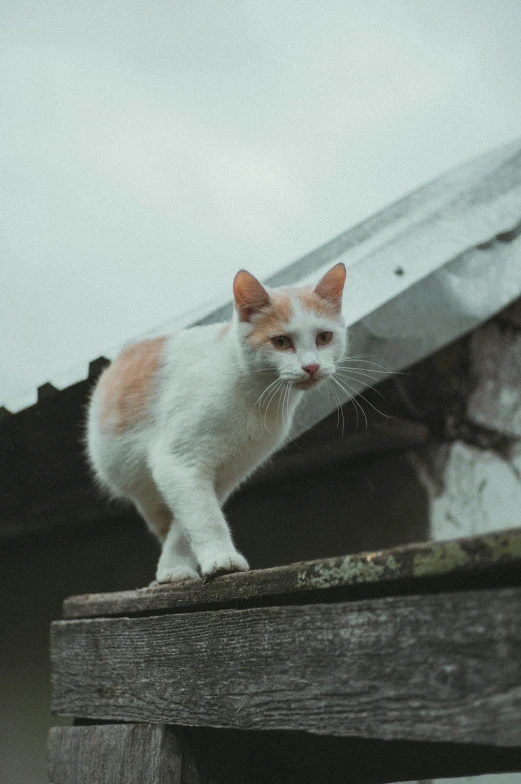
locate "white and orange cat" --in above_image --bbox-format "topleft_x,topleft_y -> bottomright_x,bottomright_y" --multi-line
86,263 -> 347,583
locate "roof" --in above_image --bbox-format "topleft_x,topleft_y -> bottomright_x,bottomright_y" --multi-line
3,136 -> 521,438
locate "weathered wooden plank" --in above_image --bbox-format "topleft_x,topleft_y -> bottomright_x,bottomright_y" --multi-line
51,587 -> 521,746
47,724 -> 186,784
63,528 -> 521,618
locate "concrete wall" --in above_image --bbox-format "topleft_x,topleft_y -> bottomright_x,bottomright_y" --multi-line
409,310 -> 521,542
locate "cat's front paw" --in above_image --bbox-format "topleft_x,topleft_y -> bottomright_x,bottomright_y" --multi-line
155,565 -> 200,584
198,549 -> 250,578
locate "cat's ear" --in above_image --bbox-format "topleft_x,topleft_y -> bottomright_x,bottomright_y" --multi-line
314,262 -> 346,312
233,270 -> 270,322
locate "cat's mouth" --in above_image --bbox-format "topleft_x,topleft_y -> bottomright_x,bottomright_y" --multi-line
294,376 -> 323,391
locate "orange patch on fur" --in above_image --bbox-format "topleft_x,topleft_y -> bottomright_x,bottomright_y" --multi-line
98,336 -> 166,434
148,502 -> 173,541
218,322 -> 231,340
297,288 -> 340,319
248,294 -> 293,348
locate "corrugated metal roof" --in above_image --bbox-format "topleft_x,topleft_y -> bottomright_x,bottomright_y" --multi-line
2,137 -> 521,437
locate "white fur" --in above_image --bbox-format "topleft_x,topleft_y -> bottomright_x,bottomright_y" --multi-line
86,283 -> 347,583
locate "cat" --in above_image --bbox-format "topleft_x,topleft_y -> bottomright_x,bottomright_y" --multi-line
86,262 -> 347,583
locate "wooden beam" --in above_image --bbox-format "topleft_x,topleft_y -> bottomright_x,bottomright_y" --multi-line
47,724 -> 187,784
62,527 -> 521,619
51,587 -> 521,746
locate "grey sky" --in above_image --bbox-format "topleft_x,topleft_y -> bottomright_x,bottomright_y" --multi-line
2,0 -> 521,408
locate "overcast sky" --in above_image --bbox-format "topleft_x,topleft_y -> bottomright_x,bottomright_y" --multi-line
2,0 -> 521,409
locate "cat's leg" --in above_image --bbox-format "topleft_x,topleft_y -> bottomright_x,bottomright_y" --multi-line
150,454 -> 249,577
132,493 -> 200,583
155,521 -> 200,583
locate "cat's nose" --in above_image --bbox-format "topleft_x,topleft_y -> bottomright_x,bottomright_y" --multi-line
303,363 -> 319,376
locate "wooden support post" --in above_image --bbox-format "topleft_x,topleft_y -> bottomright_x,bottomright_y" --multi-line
47,724 -> 207,784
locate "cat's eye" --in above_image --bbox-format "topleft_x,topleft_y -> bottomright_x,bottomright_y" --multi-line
316,331 -> 333,346
271,335 -> 293,350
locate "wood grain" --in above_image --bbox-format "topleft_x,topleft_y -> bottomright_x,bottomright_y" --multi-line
51,587 -> 521,746
47,724 -> 185,784
62,527 -> 521,618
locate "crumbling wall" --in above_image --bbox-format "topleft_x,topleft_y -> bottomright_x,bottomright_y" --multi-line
408,298 -> 521,540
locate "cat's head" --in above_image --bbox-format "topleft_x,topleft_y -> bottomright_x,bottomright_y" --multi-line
233,263 -> 347,390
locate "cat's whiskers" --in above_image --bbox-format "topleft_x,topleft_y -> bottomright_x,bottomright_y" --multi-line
338,358 -> 406,375
323,381 -> 339,429
333,374 -> 393,424
263,378 -> 285,430
337,365 -> 394,374
331,375 -> 364,429
286,383 -> 311,438
335,370 -> 386,399
251,377 -> 280,413
246,377 -> 281,431
276,379 -> 286,422
337,366 -> 385,380
277,381 -> 285,428
282,381 -> 292,431
336,368 -> 382,385
327,379 -> 345,436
